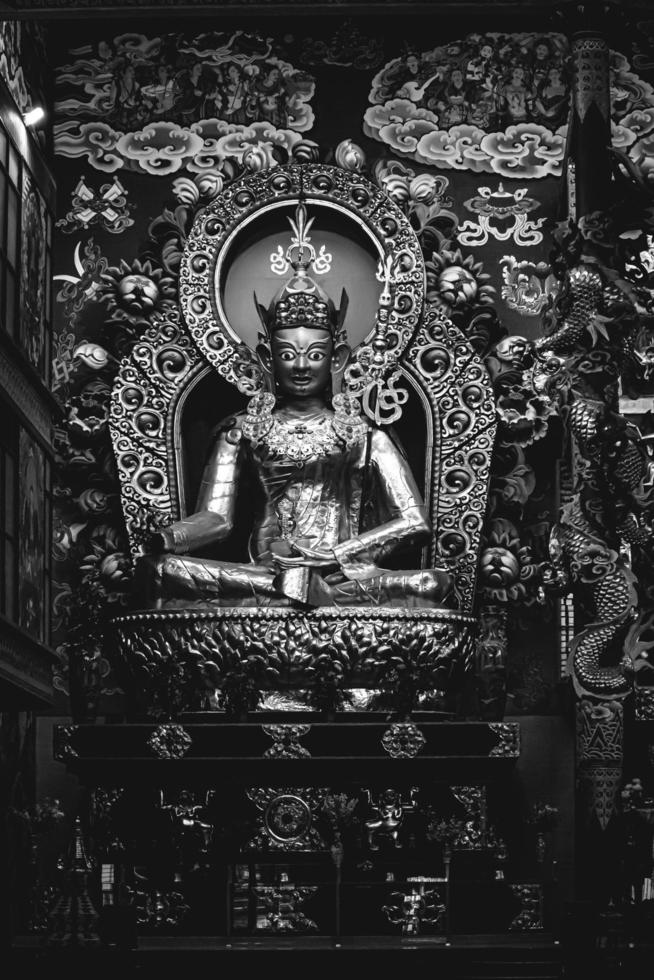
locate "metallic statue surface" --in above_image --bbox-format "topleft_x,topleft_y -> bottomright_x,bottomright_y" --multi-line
138,310 -> 453,610
107,165 -> 496,710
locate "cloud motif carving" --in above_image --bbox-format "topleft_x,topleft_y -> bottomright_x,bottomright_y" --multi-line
55,118 -> 304,176
364,99 -> 441,155
189,119 -> 303,169
116,123 -> 206,175
55,121 -> 125,173
365,32 -> 654,181
364,102 -> 565,178
480,125 -> 564,177
55,28 -> 315,175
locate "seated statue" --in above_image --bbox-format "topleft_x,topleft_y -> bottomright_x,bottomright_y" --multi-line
137,215 -> 454,611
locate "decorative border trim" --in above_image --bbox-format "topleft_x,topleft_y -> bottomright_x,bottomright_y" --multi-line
489,722 -> 521,757
110,306 -> 203,556
635,686 -> 654,722
0,614 -> 56,704
0,346 -> 55,452
113,605 -> 477,626
402,304 -> 495,609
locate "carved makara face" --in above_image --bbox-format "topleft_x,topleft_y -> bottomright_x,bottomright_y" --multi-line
269,325 -> 339,399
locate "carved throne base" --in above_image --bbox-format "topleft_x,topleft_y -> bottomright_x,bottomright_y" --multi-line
109,606 -> 476,715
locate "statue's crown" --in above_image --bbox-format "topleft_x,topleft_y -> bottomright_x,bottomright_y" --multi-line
255,202 -> 348,340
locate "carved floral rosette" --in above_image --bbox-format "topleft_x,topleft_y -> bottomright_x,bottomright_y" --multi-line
108,605 -> 476,714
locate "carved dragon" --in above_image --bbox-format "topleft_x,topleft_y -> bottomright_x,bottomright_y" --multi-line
525,219 -> 654,700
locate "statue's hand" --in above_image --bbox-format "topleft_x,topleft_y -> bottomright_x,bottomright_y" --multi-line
274,554 -> 333,569
274,543 -> 338,570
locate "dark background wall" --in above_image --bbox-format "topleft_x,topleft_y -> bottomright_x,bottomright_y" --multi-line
4,4 -> 654,939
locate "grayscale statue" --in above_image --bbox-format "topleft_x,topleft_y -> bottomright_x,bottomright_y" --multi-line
137,204 -> 453,610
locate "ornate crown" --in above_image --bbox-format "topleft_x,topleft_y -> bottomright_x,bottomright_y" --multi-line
254,202 -> 348,340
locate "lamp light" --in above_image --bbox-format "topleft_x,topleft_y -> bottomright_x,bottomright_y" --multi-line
23,106 -> 45,127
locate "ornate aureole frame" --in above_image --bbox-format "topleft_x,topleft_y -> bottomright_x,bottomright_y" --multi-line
109,164 -> 496,613
178,164 -> 425,395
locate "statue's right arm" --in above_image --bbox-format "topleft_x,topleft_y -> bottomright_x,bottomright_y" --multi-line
152,423 -> 243,555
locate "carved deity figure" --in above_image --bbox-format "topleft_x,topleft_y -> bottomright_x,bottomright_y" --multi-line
137,207 -> 453,611
363,787 -> 418,850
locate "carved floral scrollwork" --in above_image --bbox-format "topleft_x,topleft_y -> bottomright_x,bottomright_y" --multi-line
246,787 -> 327,851
509,884 -> 544,931
635,687 -> 654,722
451,785 -> 487,848
147,723 -> 193,760
263,724 -> 312,759
381,722 -> 426,759
109,307 -> 204,559
53,725 -> 79,761
108,606 -> 476,716
402,304 -> 497,610
489,722 -> 521,758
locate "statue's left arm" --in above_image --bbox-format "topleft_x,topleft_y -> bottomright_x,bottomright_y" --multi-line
332,428 -> 429,572
151,425 -> 242,554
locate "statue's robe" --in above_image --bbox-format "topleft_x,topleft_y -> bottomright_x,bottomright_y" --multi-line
137,410 -> 453,609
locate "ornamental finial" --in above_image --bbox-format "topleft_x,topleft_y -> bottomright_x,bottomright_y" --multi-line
269,201 -> 333,278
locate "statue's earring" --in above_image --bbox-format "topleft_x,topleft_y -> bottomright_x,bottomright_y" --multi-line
255,339 -> 275,395
331,359 -> 341,398
233,344 -> 267,397
332,390 -> 367,446
331,341 -> 350,397
242,391 -> 276,446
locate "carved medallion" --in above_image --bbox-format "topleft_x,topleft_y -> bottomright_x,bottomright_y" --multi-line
381,722 -> 426,758
263,724 -> 312,759
146,723 -> 192,760
247,787 -> 327,851
489,722 -> 521,757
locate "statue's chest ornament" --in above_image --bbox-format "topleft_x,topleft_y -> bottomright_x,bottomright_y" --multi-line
268,414 -> 343,461
241,393 -> 367,462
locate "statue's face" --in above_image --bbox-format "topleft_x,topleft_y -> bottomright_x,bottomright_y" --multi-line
271,325 -> 334,398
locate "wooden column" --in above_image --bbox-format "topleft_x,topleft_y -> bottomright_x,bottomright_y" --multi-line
566,30 -> 612,221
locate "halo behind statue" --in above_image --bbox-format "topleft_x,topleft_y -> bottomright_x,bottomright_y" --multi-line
179,164 -> 425,413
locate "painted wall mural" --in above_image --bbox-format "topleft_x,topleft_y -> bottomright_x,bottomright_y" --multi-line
456,184 -> 546,247
499,257 -> 558,318
56,176 -> 135,235
0,20 -> 48,114
364,32 -> 654,181
18,431 -> 46,642
54,30 -> 316,175
20,171 -> 49,375
300,19 -> 384,71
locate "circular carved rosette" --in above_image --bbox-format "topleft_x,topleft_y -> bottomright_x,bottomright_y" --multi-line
264,794 -> 313,845
146,723 -> 192,760
381,722 -> 426,759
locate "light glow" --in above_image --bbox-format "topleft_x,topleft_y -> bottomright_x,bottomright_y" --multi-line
23,106 -> 45,127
